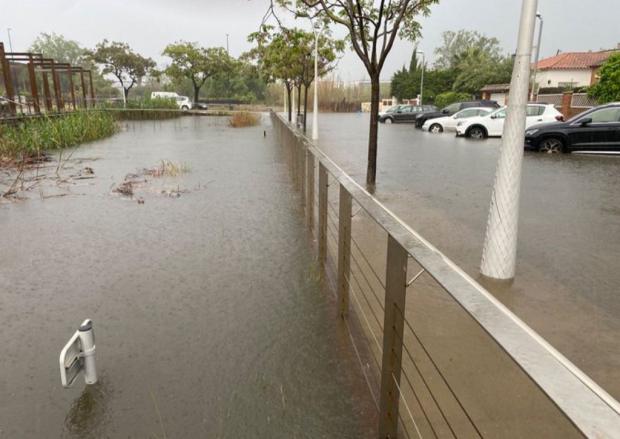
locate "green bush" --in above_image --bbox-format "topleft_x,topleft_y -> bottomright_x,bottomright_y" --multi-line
589,53 -> 620,104
98,97 -> 178,110
434,91 -> 472,109
0,111 -> 118,160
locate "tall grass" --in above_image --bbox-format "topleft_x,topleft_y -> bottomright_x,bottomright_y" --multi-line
0,111 -> 118,161
229,112 -> 260,128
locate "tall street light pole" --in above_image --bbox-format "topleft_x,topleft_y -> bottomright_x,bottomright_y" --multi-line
530,13 -> 543,101
312,27 -> 320,140
7,28 -> 14,53
417,50 -> 425,106
480,0 -> 538,281
226,34 -> 229,55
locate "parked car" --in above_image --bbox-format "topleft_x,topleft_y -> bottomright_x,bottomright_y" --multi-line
150,91 -> 192,110
524,102 -> 620,153
379,104 -> 406,118
455,104 -> 564,139
415,100 -> 499,128
379,104 -> 437,124
422,107 -> 494,133
193,102 -> 209,110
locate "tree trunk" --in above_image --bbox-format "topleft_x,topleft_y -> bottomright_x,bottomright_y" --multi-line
193,84 -> 200,104
303,84 -> 309,133
123,87 -> 130,107
287,86 -> 292,122
296,85 -> 301,123
367,77 -> 381,188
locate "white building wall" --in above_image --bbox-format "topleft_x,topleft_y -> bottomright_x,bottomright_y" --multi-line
536,69 -> 592,88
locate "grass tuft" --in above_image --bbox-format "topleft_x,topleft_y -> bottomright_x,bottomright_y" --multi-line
228,112 -> 260,128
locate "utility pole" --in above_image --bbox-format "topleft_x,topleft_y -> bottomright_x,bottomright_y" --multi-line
530,13 -> 544,101
417,50 -> 425,106
225,34 -> 229,55
480,0 -> 538,281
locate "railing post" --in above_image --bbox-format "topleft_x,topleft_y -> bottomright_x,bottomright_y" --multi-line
51,62 -> 63,111
88,70 -> 95,105
306,149 -> 315,229
0,42 -> 16,115
378,235 -> 409,438
337,185 -> 352,318
28,54 -> 40,114
318,163 -> 328,266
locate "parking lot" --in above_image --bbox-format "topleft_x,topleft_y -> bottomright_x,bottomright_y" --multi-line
313,112 -> 620,398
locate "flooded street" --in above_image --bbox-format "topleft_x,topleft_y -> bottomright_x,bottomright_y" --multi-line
0,117 -> 375,438
313,113 -> 620,399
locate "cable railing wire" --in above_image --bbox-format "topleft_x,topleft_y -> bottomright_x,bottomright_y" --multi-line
393,373 -> 425,439
350,234 -> 387,290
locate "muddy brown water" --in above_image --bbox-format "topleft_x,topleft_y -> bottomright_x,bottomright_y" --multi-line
312,113 -> 620,401
0,116 -> 376,438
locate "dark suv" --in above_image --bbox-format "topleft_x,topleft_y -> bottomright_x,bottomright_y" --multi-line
524,103 -> 620,153
415,100 -> 499,128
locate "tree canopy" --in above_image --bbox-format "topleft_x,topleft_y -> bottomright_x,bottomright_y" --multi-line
89,40 -> 156,101
163,42 -> 233,103
589,53 -> 620,103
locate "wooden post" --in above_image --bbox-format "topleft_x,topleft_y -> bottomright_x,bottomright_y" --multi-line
299,141 -> 306,206
42,71 -> 53,112
51,62 -> 63,111
306,150 -> 315,229
88,70 -> 95,104
68,69 -> 76,110
80,70 -> 87,109
27,55 -> 40,114
378,235 -> 409,438
318,163 -> 328,267
337,185 -> 352,318
0,42 -> 16,115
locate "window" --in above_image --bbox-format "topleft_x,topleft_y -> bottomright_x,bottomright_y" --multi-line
444,103 -> 460,114
586,107 -> 620,123
455,109 -> 477,119
526,106 -> 545,117
492,109 -> 507,119
478,109 -> 492,116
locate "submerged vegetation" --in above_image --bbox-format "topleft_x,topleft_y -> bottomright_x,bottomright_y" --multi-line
100,97 -> 183,121
0,111 -> 118,164
229,112 -> 260,128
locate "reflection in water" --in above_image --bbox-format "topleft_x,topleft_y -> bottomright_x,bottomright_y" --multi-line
63,376 -> 110,438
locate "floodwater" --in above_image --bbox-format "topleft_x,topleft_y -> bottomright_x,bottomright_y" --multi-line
0,117 -> 376,438
312,112 -> 620,399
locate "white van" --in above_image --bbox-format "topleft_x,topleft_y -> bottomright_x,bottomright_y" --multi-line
150,92 -> 192,110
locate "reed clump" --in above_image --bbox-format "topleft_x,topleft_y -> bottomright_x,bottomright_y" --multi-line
0,111 -> 118,164
228,112 -> 260,128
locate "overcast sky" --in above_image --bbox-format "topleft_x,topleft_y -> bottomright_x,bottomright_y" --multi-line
2,0 -> 619,82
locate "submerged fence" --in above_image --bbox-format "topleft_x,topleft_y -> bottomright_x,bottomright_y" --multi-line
271,111 -> 620,438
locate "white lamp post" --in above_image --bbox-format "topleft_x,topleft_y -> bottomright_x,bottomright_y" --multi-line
480,0 -> 538,280
417,50 -> 425,106
530,13 -> 544,101
312,28 -> 320,140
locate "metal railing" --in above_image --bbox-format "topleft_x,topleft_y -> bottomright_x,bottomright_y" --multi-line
271,111 -> 620,438
571,93 -> 598,109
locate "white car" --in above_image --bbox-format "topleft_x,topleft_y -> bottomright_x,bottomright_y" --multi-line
151,91 -> 192,110
422,107 -> 493,133
455,104 -> 564,139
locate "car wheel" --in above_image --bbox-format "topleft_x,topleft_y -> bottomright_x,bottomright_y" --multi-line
429,123 -> 443,133
467,126 -> 487,139
182,105 -> 189,111
538,137 -> 565,154
384,117 -> 393,124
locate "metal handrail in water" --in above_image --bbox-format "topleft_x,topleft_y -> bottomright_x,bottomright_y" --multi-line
271,110 -> 620,438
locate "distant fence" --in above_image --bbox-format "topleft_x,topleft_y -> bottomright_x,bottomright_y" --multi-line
272,111 -> 620,438
537,92 -> 598,118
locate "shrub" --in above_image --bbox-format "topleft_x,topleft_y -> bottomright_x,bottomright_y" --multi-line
589,53 -> 620,104
229,112 -> 260,128
0,111 -> 118,161
434,91 -> 472,109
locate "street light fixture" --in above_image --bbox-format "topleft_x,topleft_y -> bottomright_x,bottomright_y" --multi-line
312,25 -> 321,140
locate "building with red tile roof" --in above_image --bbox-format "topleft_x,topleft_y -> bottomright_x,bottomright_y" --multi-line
535,49 -> 619,88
